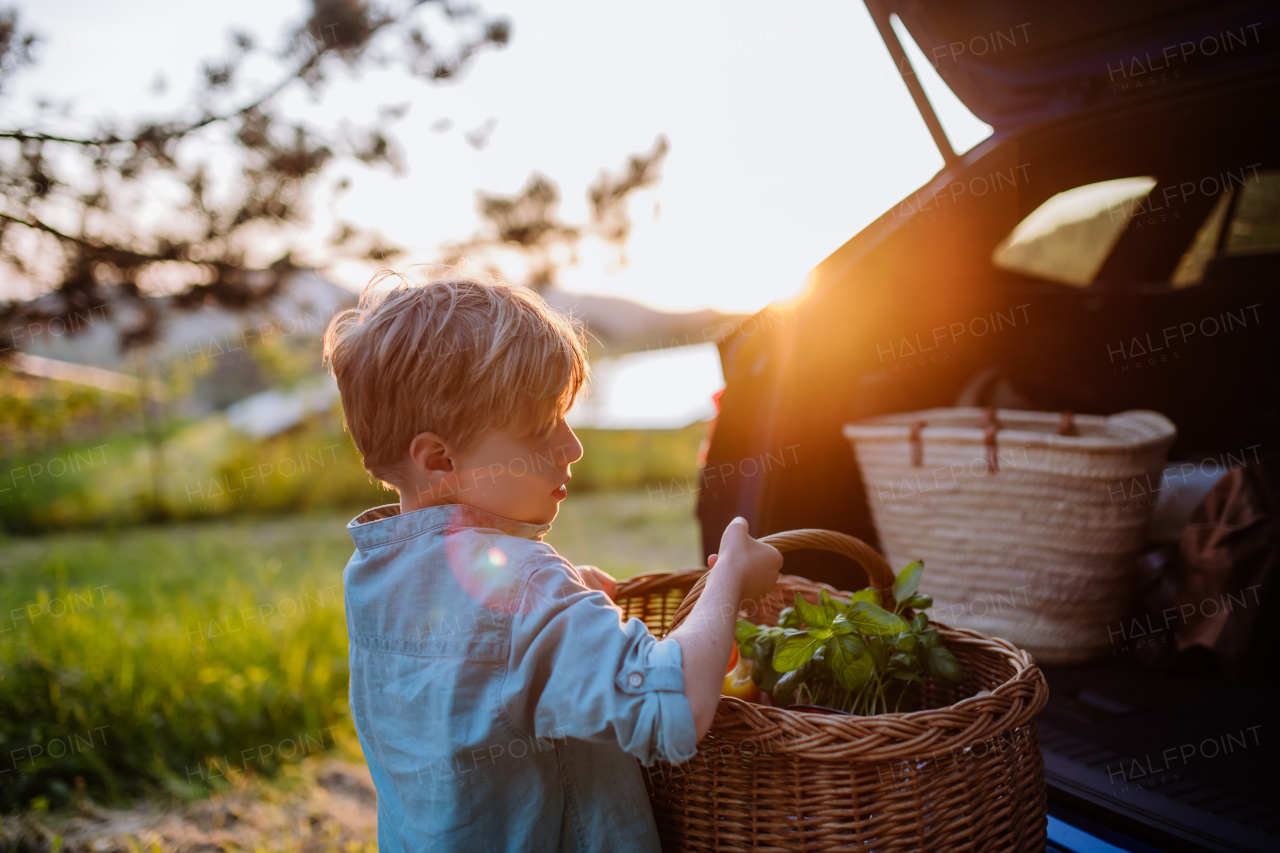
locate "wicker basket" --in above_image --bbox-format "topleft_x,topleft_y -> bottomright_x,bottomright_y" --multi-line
842,408 -> 1176,664
614,529 -> 1050,852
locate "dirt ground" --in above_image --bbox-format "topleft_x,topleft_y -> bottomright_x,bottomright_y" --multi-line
0,759 -> 377,853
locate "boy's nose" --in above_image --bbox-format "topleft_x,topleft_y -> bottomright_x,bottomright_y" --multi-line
560,424 -> 584,464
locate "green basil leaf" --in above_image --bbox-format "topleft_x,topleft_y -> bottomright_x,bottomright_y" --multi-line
777,607 -> 802,630
848,588 -> 882,607
893,560 -> 924,608
762,626 -> 786,645
830,614 -> 856,635
753,658 -> 781,691
904,593 -> 933,610
891,670 -> 924,683
826,633 -> 865,663
866,636 -> 886,670
925,646 -> 967,683
911,612 -> 928,633
919,628 -> 940,649
793,589 -> 834,627
818,590 -> 842,622
736,620 -> 762,645
773,634 -> 823,671
793,592 -> 833,629
826,635 -> 873,691
893,632 -> 919,653
846,600 -> 910,636
771,667 -> 809,706
808,627 -> 834,640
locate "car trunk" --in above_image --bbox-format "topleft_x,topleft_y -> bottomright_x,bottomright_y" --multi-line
696,1 -> 1280,848
872,0 -> 1280,137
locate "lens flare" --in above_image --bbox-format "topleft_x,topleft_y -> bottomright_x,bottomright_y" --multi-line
443,508 -> 528,614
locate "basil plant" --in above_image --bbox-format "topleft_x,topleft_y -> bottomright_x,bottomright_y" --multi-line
734,560 -> 966,716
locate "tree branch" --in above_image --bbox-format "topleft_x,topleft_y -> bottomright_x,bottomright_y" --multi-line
0,52 -> 322,149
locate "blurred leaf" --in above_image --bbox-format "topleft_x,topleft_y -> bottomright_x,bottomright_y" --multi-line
889,652 -> 917,670
849,588 -> 882,606
0,0 -> 515,351
866,636 -> 887,670
752,657 -> 781,692
771,668 -> 806,706
893,560 -> 924,608
925,647 -> 966,683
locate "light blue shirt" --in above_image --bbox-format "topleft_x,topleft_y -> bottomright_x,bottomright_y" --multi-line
343,503 -> 698,853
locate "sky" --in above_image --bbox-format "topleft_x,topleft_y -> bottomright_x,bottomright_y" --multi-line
2,0 -> 989,315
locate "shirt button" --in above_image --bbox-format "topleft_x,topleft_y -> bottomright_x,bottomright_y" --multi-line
628,673 -> 644,688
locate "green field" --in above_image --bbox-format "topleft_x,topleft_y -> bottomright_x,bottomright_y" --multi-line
0,490 -> 701,812
0,415 -> 707,533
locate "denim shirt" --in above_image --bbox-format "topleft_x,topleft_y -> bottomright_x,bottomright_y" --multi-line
343,503 -> 698,853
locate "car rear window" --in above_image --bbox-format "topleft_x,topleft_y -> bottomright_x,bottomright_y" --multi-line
1171,169 -> 1280,287
1224,170 -> 1280,254
991,177 -> 1157,287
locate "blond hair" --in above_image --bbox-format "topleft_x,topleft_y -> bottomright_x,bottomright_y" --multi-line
323,268 -> 588,485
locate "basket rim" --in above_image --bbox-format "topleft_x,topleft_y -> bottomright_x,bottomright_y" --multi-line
842,407 -> 1175,452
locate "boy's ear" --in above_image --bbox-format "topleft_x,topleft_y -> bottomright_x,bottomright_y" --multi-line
408,431 -> 455,475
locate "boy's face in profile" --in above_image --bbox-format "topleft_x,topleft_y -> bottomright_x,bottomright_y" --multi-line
407,417 -> 584,525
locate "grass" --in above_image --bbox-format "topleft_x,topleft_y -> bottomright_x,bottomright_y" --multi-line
0,489 -> 701,813
0,414 -> 707,534
548,489 -> 705,576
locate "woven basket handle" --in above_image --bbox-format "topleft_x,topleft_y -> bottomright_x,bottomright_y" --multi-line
666,529 -> 896,634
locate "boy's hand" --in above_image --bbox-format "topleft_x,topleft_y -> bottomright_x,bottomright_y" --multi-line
670,517 -> 782,740
706,517 -> 782,602
577,565 -> 617,601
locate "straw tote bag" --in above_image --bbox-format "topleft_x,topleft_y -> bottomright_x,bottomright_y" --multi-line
843,408 -> 1176,664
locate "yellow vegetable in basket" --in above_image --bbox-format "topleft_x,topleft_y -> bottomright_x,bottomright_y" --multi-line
722,653 -> 761,702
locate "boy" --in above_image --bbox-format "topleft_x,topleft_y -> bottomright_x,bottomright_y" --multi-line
324,270 -> 782,852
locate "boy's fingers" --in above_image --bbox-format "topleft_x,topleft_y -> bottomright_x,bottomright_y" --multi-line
707,553 -> 718,568
721,517 -> 749,543
580,566 -> 617,599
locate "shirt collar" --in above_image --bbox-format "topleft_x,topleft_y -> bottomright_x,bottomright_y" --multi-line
347,503 -> 552,550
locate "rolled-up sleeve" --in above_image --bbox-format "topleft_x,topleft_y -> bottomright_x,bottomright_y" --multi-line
501,556 -> 698,766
